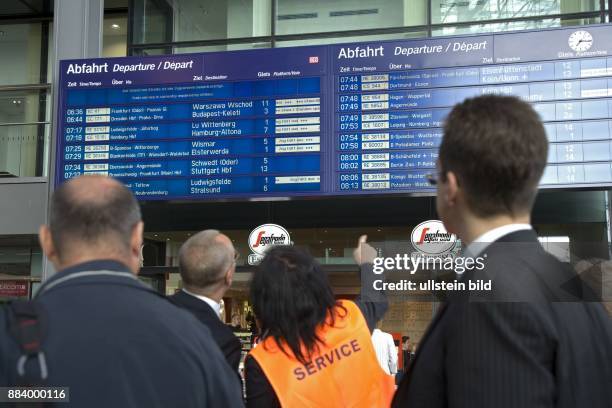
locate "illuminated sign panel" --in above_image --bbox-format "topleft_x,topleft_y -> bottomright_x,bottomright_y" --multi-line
56,25 -> 612,200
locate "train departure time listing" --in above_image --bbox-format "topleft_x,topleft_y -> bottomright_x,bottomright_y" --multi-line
56,25 -> 612,200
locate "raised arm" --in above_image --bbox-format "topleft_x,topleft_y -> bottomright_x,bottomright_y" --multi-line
352,235 -> 388,333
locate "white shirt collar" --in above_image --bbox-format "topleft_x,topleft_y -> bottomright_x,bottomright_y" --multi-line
182,288 -> 222,318
466,223 -> 532,257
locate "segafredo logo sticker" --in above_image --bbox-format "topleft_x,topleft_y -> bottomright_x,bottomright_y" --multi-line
411,220 -> 457,255
248,224 -> 291,265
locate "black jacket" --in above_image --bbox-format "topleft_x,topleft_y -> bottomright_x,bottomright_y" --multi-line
0,260 -> 244,408
169,290 -> 242,373
392,230 -> 612,408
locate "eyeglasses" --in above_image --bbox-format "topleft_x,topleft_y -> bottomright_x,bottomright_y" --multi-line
233,250 -> 241,262
425,173 -> 438,186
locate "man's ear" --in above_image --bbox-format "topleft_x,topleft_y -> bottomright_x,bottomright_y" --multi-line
130,221 -> 144,273
445,171 -> 460,207
225,263 -> 234,287
39,225 -> 60,268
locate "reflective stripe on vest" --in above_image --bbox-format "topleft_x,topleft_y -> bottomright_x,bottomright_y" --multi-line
249,300 -> 395,408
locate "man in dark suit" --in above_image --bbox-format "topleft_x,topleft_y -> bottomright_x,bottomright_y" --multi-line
401,335 -> 411,371
0,176 -> 244,407
393,95 -> 612,407
169,230 -> 242,374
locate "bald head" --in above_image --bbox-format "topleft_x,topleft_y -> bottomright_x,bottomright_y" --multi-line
49,176 -> 142,259
178,230 -> 235,292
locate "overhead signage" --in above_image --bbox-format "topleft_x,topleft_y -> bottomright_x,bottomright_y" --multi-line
56,25 -> 612,200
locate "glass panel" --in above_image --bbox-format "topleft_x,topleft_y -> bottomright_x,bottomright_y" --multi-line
132,0 -> 271,44
46,22 -> 53,86
173,42 -> 271,53
145,226 -> 417,267
431,0 -> 601,24
0,0 -> 49,15
0,90 -> 46,125
134,42 -> 271,56
132,48 -> 172,56
0,247 -> 31,276
535,16 -> 600,28
0,90 -> 49,177
31,282 -> 42,298
103,14 -> 128,57
30,249 -> 43,278
0,246 -> 32,301
276,31 -> 427,47
132,0 -> 172,44
0,123 -> 50,177
105,0 -> 128,8
276,0 -> 427,35
432,16 -> 601,36
0,23 -> 44,86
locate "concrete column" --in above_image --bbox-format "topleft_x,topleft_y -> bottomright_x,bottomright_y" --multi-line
53,0 -> 103,60
42,0 -> 104,280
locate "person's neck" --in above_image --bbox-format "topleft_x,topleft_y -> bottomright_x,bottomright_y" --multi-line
183,284 -> 225,303
458,212 -> 531,246
57,253 -> 133,273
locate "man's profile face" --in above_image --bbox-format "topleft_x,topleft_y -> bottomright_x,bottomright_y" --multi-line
434,161 -> 461,235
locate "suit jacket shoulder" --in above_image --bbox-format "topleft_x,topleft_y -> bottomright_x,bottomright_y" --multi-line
393,230 -> 612,408
169,291 -> 242,372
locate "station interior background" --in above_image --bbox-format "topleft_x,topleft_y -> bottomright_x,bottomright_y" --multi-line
1,0 -> 611,363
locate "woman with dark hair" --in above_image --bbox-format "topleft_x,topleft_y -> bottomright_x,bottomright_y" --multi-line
245,236 -> 394,407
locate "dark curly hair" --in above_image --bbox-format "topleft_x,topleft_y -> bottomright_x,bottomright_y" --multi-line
249,246 -> 344,364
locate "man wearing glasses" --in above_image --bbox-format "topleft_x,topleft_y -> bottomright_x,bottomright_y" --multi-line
170,230 -> 242,375
393,95 -> 612,408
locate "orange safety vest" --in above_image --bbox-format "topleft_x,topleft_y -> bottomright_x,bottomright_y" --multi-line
249,299 -> 395,408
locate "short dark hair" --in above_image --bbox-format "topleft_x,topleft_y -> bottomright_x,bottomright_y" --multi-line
49,177 -> 141,256
178,230 -> 233,288
250,246 -> 342,365
439,95 -> 548,217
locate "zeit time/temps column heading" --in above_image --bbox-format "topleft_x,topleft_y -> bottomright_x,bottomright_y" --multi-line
56,25 -> 612,200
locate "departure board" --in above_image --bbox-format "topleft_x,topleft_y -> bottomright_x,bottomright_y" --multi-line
58,48 -> 327,199
56,25 -> 612,200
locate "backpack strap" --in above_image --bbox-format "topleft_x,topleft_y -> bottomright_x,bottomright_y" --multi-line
7,300 -> 48,386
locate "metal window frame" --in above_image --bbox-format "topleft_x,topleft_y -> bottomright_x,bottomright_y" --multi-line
35,17 -> 50,176
126,4 -> 609,55
0,8 -> 53,179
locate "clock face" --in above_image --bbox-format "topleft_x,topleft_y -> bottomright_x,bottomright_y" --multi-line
568,30 -> 593,52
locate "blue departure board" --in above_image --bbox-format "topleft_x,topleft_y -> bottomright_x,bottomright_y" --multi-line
56,25 -> 612,200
